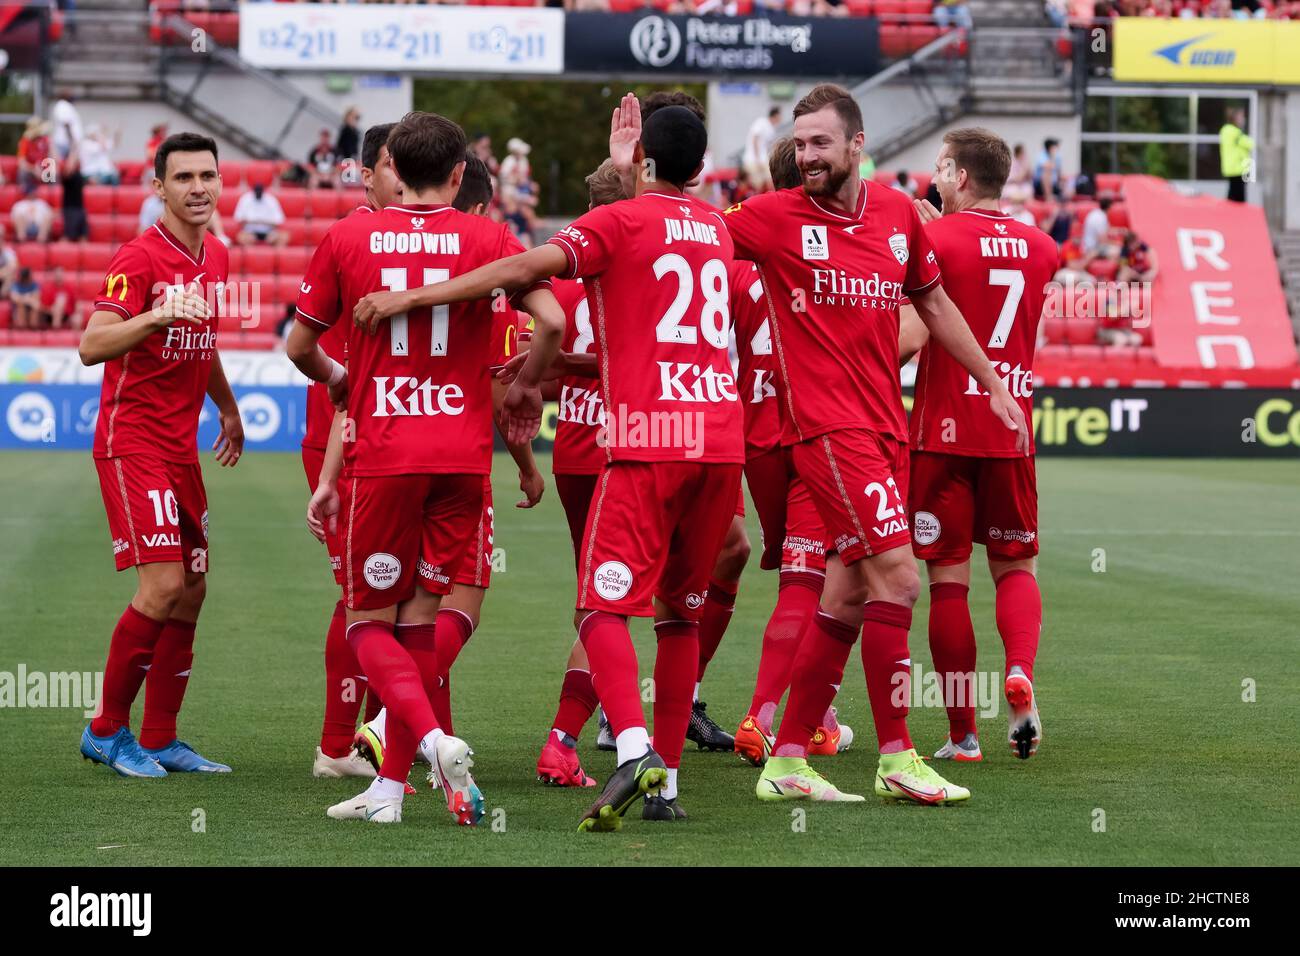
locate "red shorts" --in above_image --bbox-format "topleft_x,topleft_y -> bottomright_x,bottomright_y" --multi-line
745,446 -> 827,576
340,473 -> 483,611
577,460 -> 743,620
95,455 -> 208,572
790,428 -> 911,565
908,451 -> 1039,564
454,477 -> 495,589
302,445 -> 345,586
555,472 -> 599,568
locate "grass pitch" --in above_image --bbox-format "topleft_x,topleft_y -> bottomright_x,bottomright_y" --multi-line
1,451 -> 1297,866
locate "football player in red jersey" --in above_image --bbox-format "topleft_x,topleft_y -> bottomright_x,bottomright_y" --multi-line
355,106 -> 744,828
907,129 -> 1059,762
307,121 -> 402,781
77,133 -> 243,778
722,85 -> 1027,805
287,112 -> 564,826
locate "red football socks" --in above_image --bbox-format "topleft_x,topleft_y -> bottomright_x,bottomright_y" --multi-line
653,620 -> 699,770
749,573 -> 822,731
320,601 -> 364,758
860,601 -> 914,754
139,618 -> 197,750
577,611 -> 644,736
928,582 -> 978,743
773,609 -> 857,757
347,620 -> 438,743
91,604 -> 165,737
996,569 -> 1041,683
431,609 -> 474,736
695,579 -> 738,682
550,668 -> 598,740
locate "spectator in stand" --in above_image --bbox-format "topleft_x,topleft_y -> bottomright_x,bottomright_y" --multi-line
0,230 -> 17,296
144,123 -> 168,177
307,128 -> 338,189
138,190 -> 165,234
1041,199 -> 1073,244
499,137 -> 538,246
471,132 -> 500,177
1220,107 -> 1253,202
1045,0 -> 1069,26
892,170 -> 917,195
1034,137 -> 1062,200
12,184 -> 55,242
208,210 -> 231,247
79,125 -> 120,185
38,265 -> 79,330
17,117 -> 51,191
1004,142 -> 1034,202
50,91 -> 84,162
336,107 -> 361,166
743,106 -> 781,191
1118,230 -> 1158,284
934,0 -> 974,30
1081,195 -> 1114,257
234,182 -> 289,247
61,147 -> 89,242
1004,197 -> 1037,227
8,268 -> 41,329
859,149 -> 876,181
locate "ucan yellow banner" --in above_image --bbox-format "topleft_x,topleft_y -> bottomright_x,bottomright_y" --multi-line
1113,18 -> 1300,85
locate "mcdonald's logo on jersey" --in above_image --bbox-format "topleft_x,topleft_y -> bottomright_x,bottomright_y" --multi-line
105,273 -> 130,301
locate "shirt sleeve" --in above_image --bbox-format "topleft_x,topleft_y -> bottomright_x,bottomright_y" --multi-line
267,196 -> 285,226
295,229 -> 342,329
719,192 -> 774,264
903,202 -> 942,296
93,242 -> 151,319
545,202 -> 622,280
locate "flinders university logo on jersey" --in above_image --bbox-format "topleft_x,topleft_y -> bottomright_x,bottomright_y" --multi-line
372,378 -> 465,417
810,269 -> 903,308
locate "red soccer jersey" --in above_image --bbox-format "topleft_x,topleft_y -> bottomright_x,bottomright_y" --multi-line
551,277 -> 605,476
295,202 -> 534,478
547,191 -> 743,465
910,209 -> 1058,457
303,204 -> 373,452
729,260 -> 780,458
722,183 -> 940,445
92,222 -> 228,463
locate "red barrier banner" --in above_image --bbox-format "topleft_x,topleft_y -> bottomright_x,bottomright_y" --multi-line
1122,175 -> 1298,369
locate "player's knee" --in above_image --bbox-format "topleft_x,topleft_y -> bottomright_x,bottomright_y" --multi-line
718,532 -> 751,575
181,574 -> 207,613
140,567 -> 186,614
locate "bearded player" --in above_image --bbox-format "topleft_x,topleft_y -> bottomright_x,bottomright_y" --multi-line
907,129 -> 1057,762
77,132 -> 243,777
355,106 -> 744,828
288,112 -> 563,825
308,121 -> 402,781
721,85 -> 1028,805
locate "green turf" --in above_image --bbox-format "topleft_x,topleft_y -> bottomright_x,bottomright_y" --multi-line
1,451 -> 1297,866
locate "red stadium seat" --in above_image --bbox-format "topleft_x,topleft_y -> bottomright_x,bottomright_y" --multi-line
0,156 -> 17,183
1102,344 -> 1139,364
281,218 -> 308,245
909,25 -> 941,52
277,191 -> 309,220
1086,257 -> 1119,280
876,0 -> 907,15
1041,316 -> 1067,343
1025,199 -> 1051,224
242,246 -> 276,274
43,330 -> 80,348
245,161 -> 277,188
0,301 -> 11,329
0,184 -> 19,214
910,171 -> 932,197
305,219 -> 333,245
1070,344 -> 1104,362
880,24 -> 910,58
247,274 -> 279,307
274,275 -> 301,307
225,332 -> 281,351
1096,173 -> 1123,196
37,184 -> 62,207
846,0 -> 874,13
305,191 -> 338,219
208,12 -> 240,46
111,217 -> 139,243
47,242 -> 82,271
76,272 -> 103,302
83,186 -> 115,215
115,186 -> 152,217
15,242 -> 48,271
1065,316 -> 1099,344
1107,202 -> 1130,229
1069,199 -> 1098,221
217,191 -> 239,217
276,247 -> 310,276
219,161 -> 245,188
120,161 -> 146,184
